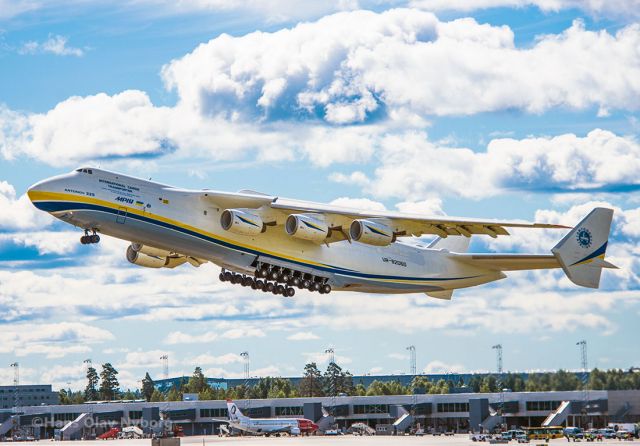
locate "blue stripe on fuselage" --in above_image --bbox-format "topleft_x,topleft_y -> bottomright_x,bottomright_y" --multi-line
35,200 -> 479,283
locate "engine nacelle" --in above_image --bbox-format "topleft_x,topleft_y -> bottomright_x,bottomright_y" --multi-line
285,214 -> 329,243
131,242 -> 172,258
220,209 -> 264,236
126,245 -> 187,268
349,219 -> 394,246
126,245 -> 167,268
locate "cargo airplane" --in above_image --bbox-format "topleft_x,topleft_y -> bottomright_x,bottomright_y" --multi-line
28,167 -> 617,297
225,399 -> 318,436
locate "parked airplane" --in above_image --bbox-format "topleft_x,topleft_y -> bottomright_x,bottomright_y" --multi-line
225,399 -> 318,436
28,167 -> 617,297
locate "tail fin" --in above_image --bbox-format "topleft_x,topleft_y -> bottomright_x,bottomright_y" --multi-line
226,399 -> 247,422
551,208 -> 617,288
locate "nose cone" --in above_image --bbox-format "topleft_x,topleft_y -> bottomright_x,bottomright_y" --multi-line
27,178 -> 54,205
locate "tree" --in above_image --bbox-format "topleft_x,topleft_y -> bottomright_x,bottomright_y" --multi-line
185,367 -> 207,394
299,362 -> 324,397
150,389 -> 165,402
323,362 -> 343,396
142,373 -> 155,402
167,387 -> 182,401
85,366 -> 99,401
99,363 -> 120,400
199,386 -> 216,401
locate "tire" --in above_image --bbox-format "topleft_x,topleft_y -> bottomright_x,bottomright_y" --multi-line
311,282 -> 320,291
255,280 -> 264,290
322,284 -> 332,294
286,287 -> 295,297
219,273 -> 226,282
266,283 -> 274,292
223,272 -> 233,282
80,236 -> 87,244
276,285 -> 285,295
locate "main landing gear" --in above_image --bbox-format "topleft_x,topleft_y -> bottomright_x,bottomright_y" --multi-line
80,229 -> 100,245
219,263 -> 332,297
219,269 -> 296,297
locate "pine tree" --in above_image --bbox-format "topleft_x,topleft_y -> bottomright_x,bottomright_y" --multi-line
85,366 -> 99,401
99,363 -> 120,400
186,367 -> 207,394
299,362 -> 324,397
142,372 -> 155,402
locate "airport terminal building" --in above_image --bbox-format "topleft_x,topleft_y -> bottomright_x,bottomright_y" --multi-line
1,389 -> 638,439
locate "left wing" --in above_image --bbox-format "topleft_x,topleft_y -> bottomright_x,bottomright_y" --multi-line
198,191 -> 569,244
269,198 -> 568,239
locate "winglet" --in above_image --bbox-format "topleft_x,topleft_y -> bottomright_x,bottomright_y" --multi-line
551,208 -> 616,288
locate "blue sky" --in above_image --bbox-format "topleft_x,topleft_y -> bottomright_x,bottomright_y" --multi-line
1,0 -> 640,391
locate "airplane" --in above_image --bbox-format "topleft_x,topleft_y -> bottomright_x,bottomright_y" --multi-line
27,167 -> 617,298
225,399 -> 318,436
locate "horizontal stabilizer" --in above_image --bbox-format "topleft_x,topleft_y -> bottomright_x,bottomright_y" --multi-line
453,254 -> 560,271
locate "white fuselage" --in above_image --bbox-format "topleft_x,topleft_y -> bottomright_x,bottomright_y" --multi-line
28,168 -> 504,294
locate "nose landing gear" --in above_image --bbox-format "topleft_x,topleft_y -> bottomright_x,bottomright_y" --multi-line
80,229 -> 100,245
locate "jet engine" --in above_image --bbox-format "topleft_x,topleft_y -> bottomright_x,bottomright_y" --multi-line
220,209 -> 264,235
349,219 -> 394,246
285,214 -> 329,243
126,244 -> 187,268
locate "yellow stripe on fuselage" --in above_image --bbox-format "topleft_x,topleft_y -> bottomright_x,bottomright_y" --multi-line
28,190 -> 440,285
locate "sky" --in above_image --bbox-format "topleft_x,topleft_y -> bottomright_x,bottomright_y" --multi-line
1,0 -> 640,392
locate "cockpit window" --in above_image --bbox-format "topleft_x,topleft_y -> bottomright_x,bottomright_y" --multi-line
75,168 -> 93,174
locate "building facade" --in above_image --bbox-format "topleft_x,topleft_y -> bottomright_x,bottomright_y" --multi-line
1,389 -> 638,439
0,385 -> 59,410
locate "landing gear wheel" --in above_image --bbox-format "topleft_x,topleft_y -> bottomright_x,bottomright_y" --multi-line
322,284 -> 332,294
310,282 -> 320,292
276,285 -> 285,295
291,278 -> 300,287
90,234 -> 100,243
80,236 -> 88,244
242,276 -> 253,287
269,271 -> 279,281
219,272 -> 226,282
285,287 -> 295,297
266,282 -> 275,292
255,280 -> 264,290
223,272 -> 233,282
302,280 -> 311,289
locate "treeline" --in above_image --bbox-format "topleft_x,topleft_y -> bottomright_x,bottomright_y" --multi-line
58,364 -> 640,404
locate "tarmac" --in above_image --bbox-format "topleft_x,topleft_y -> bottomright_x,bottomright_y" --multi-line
16,436 -> 636,446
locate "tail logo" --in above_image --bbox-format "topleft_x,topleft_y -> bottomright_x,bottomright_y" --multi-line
230,405 -> 237,415
576,227 -> 592,248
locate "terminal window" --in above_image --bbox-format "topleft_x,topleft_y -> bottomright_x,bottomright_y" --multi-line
200,408 -> 228,418
275,406 -> 303,416
526,401 -> 562,411
353,404 -> 389,414
437,402 -> 469,413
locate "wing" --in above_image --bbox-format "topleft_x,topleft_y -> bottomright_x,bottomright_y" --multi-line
269,197 -> 569,240
198,191 -> 569,243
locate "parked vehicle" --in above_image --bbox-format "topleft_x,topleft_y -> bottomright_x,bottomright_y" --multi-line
565,427 -> 584,439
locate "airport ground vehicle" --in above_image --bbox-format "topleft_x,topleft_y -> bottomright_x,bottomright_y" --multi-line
564,427 -> 584,439
523,426 -> 564,440
28,168 -> 617,298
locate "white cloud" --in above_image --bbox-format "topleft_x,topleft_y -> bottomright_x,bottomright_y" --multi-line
20,35 -> 84,57
329,197 -> 387,212
164,326 -> 265,344
189,353 -> 244,366
286,331 -> 320,341
332,129 -> 640,199
0,322 -> 113,358
162,12 -> 640,123
118,350 -> 171,370
422,359 -> 464,374
0,231 -> 79,255
0,180 -> 53,230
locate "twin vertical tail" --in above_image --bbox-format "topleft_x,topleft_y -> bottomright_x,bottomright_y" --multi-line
552,208 -> 617,288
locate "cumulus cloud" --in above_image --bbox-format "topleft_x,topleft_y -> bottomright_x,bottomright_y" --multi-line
422,359 -> 464,374
332,129 -> 640,199
0,180 -> 53,230
0,322 -> 114,358
20,35 -> 84,57
163,11 -> 640,123
188,353 -> 244,366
